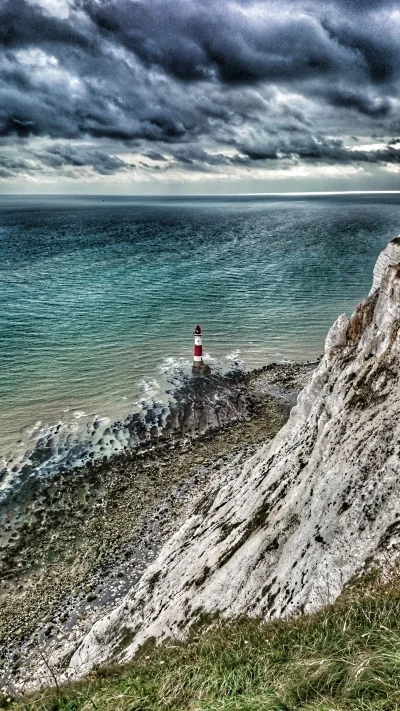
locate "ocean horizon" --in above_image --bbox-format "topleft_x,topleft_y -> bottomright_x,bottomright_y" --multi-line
1,192 -> 399,485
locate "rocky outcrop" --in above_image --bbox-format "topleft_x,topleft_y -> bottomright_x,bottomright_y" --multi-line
369,236 -> 400,294
67,238 -> 400,680
0,369 -> 253,501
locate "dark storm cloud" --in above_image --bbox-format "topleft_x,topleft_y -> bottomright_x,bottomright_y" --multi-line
320,90 -> 391,118
0,144 -> 135,178
38,144 -> 135,174
190,137 -> 400,167
172,146 -> 233,166
0,0 -> 90,50
1,0 -> 400,180
77,0 -> 337,83
325,0 -> 396,11
76,0 -> 399,88
0,153 -> 42,178
144,151 -> 167,162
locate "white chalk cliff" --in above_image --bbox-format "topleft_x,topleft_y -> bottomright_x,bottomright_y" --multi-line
68,238 -> 400,678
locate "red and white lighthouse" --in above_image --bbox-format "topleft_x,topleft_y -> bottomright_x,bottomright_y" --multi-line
192,324 -> 211,375
193,324 -> 203,366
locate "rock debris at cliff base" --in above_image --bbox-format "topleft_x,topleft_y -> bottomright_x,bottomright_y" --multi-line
0,361 -> 314,689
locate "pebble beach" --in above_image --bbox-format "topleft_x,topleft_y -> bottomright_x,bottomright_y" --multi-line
0,360 -> 317,689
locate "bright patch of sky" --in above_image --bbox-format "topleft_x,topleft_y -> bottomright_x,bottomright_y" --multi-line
25,0 -> 71,18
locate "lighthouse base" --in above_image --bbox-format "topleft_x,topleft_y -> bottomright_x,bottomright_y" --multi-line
192,361 -> 211,376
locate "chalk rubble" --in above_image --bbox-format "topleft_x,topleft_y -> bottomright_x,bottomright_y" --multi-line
68,238 -> 400,679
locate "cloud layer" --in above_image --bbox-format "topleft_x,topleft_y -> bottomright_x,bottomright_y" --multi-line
1,0 -> 400,189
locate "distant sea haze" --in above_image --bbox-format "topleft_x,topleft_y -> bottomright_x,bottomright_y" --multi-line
1,193 -> 399,477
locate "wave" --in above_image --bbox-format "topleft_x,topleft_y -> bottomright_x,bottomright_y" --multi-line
225,350 -> 245,369
0,352 -> 249,505
136,378 -> 161,400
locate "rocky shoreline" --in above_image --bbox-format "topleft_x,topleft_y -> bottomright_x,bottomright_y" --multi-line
0,360 -> 317,690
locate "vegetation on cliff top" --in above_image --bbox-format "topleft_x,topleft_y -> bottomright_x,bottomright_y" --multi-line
3,568 -> 400,711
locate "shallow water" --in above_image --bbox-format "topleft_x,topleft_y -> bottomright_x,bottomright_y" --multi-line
1,193 -> 399,478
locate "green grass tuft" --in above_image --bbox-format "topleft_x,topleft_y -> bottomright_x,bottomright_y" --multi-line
4,570 -> 400,711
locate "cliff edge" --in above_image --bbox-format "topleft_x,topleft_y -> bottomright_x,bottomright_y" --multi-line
68,238 -> 400,679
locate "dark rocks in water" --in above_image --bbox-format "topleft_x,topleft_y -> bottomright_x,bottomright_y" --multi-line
0,363 -> 302,519
18,464 -> 33,483
30,446 -> 54,467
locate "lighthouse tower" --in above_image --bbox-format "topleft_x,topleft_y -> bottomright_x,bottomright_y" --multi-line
192,324 -> 211,375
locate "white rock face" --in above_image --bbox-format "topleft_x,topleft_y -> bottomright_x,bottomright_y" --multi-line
68,239 -> 400,680
369,236 -> 400,294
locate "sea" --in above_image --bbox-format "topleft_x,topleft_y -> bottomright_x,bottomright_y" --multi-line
1,193 -> 400,490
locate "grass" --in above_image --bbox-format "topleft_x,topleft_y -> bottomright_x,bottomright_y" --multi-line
3,570 -> 400,711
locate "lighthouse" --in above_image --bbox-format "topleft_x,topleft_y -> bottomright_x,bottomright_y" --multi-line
192,324 -> 211,375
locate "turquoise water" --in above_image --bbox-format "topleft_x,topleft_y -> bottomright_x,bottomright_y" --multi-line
1,194 -> 400,476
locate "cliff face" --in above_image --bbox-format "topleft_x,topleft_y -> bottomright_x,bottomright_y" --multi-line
68,239 -> 400,679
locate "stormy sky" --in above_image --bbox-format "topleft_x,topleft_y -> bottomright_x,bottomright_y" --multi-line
1,0 -> 400,193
